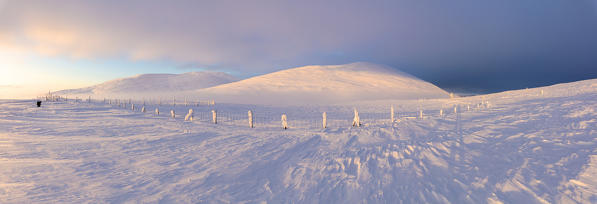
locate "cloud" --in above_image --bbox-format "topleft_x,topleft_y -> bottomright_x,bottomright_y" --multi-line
1,0 -> 597,92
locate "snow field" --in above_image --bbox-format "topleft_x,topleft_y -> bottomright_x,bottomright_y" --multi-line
1,79 -> 596,203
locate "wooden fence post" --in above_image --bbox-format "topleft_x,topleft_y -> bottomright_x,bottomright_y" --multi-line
185,109 -> 193,121
322,112 -> 327,129
248,110 -> 254,128
352,108 -> 360,127
212,110 -> 217,124
281,114 -> 288,129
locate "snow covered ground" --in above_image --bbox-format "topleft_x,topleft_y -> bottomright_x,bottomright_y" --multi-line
1,79 -> 596,203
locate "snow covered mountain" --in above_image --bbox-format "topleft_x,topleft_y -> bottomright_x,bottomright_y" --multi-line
195,62 -> 450,105
54,72 -> 238,97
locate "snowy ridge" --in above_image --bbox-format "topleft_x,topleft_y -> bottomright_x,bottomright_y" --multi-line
195,62 -> 450,105
54,72 -> 238,97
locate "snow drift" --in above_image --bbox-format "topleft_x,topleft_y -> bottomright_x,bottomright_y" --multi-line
195,62 -> 450,105
54,72 -> 238,98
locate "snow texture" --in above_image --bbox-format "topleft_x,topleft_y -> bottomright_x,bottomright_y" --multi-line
1,79 -> 596,203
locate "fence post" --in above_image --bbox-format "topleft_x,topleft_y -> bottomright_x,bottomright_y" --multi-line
352,108 -> 360,127
155,108 -> 159,115
439,109 -> 443,117
248,110 -> 254,128
281,114 -> 288,129
390,105 -> 395,123
185,109 -> 193,121
453,105 -> 457,114
419,110 -> 423,119
171,110 -> 175,119
212,110 -> 217,124
141,106 -> 146,113
322,112 -> 327,129
131,104 -> 135,111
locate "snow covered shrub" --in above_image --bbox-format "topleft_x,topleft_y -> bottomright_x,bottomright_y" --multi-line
185,109 -> 194,121
281,114 -> 288,129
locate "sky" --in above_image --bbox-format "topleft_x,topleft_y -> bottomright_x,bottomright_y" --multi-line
1,0 -> 597,98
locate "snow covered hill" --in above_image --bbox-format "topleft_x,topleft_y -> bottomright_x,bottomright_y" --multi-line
53,62 -> 449,105
2,78 -> 596,203
195,62 -> 450,105
54,72 -> 238,98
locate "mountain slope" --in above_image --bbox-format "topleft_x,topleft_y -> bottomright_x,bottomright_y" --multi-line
195,62 -> 450,104
55,72 -> 237,97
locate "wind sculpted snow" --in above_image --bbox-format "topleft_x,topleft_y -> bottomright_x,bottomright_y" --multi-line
1,79 -> 596,203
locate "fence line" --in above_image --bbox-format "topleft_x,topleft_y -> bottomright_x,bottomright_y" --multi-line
39,95 -> 502,131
